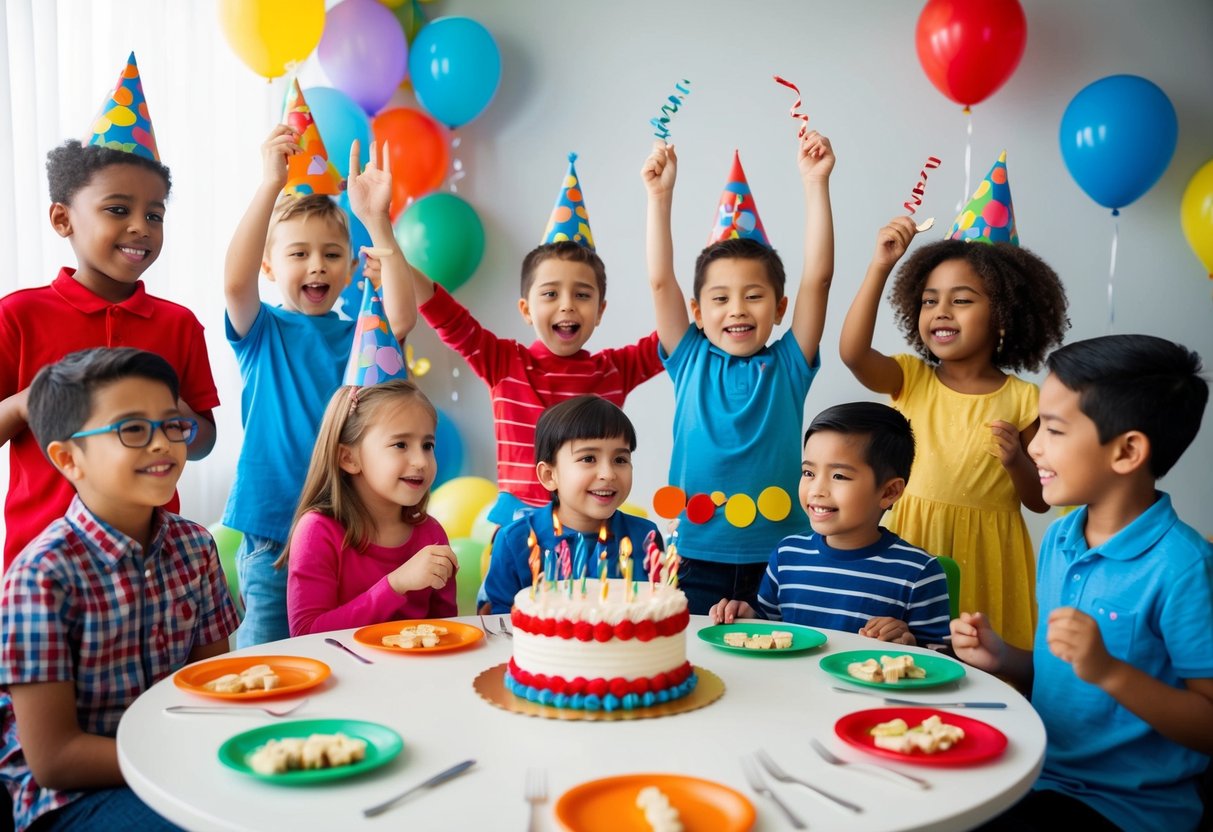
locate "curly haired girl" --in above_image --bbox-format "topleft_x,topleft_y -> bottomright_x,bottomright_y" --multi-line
839,215 -> 1069,649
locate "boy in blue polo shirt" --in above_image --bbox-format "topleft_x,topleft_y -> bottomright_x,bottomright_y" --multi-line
952,335 -> 1213,831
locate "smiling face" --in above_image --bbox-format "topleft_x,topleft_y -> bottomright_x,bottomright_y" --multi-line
49,163 -> 167,302
340,398 -> 437,521
917,258 -> 997,364
262,215 -> 353,315
799,430 -> 903,550
536,434 -> 633,533
1028,373 -> 1117,509
518,258 -> 606,356
691,258 -> 787,357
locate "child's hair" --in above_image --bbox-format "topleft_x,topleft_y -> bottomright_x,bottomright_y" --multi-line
27,347 -> 180,459
1047,335 -> 1208,478
693,238 -> 787,301
46,139 -> 172,205
534,395 -> 637,466
889,241 -> 1069,372
804,402 -> 915,484
265,193 -> 351,254
520,241 -> 607,298
285,380 -> 438,560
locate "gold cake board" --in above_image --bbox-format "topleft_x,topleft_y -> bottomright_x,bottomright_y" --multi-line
473,663 -> 724,721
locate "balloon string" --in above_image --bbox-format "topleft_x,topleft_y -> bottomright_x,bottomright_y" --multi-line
1107,215 -> 1119,330
448,132 -> 465,194
772,75 -> 809,139
904,156 -> 942,214
650,80 -> 691,141
957,109 -> 973,212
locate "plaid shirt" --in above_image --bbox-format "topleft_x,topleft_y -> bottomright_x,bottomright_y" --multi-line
0,496 -> 238,832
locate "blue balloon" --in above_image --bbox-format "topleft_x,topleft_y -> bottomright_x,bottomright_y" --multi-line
408,17 -> 501,128
1059,74 -> 1177,212
433,407 -> 464,489
335,190 -> 373,320
302,86 -> 371,178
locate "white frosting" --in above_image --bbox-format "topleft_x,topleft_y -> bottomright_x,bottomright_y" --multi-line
513,632 -> 685,680
512,579 -> 687,625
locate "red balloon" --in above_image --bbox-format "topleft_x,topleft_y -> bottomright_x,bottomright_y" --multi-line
371,107 -> 450,220
915,0 -> 1027,108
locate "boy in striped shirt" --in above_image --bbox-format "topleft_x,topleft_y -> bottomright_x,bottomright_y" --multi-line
710,402 -> 951,645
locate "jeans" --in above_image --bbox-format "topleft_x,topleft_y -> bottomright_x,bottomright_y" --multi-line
677,558 -> 768,616
30,788 -> 182,831
234,533 -> 290,648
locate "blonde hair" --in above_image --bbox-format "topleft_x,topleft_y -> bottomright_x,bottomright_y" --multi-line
278,380 -> 438,567
265,193 -> 351,257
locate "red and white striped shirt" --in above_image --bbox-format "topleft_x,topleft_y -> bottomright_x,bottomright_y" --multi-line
420,285 -> 664,506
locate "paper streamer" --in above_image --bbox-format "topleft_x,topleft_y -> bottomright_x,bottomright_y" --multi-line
904,156 -> 942,214
772,75 -> 809,139
650,80 -> 691,141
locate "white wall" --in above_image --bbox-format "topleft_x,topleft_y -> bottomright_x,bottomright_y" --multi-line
3,0 -> 1211,553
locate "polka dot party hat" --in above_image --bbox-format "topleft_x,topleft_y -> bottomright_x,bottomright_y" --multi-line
946,150 -> 1019,245
343,278 -> 408,387
541,152 -> 595,250
281,79 -> 342,197
708,151 -> 770,247
85,52 -> 159,161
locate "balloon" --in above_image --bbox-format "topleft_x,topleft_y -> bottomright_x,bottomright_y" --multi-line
433,407 -> 465,489
318,0 -> 408,115
302,87 -> 371,179
469,503 -> 497,545
371,107 -> 450,219
408,17 -> 501,128
915,0 -> 1026,108
334,191 -> 373,320
1059,75 -> 1177,211
1181,159 -> 1213,278
217,0 -> 325,79
391,0 -> 428,44
427,476 -> 498,539
619,502 -> 649,519
480,542 -> 492,582
207,523 -> 244,613
449,537 -> 485,614
394,193 -> 485,292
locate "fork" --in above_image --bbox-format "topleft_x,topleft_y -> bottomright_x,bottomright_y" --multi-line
741,756 -> 807,829
756,748 -> 862,813
808,737 -> 931,790
479,614 -> 498,638
163,697 -> 309,718
524,768 -> 547,832
497,616 -> 514,638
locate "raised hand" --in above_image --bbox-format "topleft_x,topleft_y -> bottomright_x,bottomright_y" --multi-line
346,139 -> 393,223
1047,607 -> 1116,685
797,130 -> 835,180
642,141 -> 678,198
261,124 -> 300,191
872,216 -> 919,269
950,611 -> 1005,673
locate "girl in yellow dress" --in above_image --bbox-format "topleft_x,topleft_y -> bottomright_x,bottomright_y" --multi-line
839,208 -> 1068,650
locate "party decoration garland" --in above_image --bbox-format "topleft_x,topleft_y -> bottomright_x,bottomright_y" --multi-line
772,76 -> 809,139
650,80 -> 691,142
904,156 -> 942,232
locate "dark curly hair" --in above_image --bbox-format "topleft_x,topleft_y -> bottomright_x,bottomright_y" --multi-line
46,139 -> 172,205
889,240 -> 1069,373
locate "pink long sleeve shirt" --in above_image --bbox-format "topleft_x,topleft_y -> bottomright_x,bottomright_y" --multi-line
286,512 -> 457,636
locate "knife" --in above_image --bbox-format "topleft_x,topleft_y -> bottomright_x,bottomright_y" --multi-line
363,759 -> 477,817
831,686 -> 1007,709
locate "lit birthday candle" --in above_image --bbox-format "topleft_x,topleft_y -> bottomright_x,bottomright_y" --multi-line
575,534 -> 589,597
527,530 -> 541,601
558,539 -> 572,598
544,548 -> 555,593
553,512 -> 563,539
619,536 -> 634,602
643,530 -> 662,594
665,542 -> 680,589
599,548 -> 609,601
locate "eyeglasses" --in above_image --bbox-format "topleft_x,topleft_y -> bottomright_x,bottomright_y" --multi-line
69,417 -> 199,449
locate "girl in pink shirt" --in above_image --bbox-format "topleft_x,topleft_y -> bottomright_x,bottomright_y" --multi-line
285,380 -> 459,636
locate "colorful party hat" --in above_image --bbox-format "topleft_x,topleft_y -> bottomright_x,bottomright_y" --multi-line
343,279 -> 408,386
946,151 -> 1019,245
541,153 -> 595,250
86,52 -> 159,161
281,80 -> 343,197
708,151 -> 769,247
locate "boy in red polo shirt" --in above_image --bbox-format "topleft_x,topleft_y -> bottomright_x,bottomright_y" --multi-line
0,54 -> 218,568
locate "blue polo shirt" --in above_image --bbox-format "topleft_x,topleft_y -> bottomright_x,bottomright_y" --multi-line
1030,493 -> 1213,831
483,503 -> 663,614
662,326 -> 817,565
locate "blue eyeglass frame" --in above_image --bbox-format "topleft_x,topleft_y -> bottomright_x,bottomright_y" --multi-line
69,416 -> 199,448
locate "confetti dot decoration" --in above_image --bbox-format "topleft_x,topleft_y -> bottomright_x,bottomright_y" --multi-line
651,486 -> 794,527
708,151 -> 770,247
946,150 -> 1018,246
542,152 -> 596,250
281,79 -> 343,197
86,52 -> 159,161
343,279 -> 409,386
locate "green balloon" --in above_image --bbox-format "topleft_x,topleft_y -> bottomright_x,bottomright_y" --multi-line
207,523 -> 245,615
394,192 -> 484,293
450,536 -> 486,615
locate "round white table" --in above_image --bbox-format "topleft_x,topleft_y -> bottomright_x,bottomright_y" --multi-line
118,617 -> 1045,831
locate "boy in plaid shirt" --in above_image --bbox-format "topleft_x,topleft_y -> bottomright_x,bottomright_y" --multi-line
0,348 -> 238,831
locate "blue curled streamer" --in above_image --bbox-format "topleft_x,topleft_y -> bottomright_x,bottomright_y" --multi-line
651,80 -> 691,141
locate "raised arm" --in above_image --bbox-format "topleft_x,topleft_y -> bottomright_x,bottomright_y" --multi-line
642,142 -> 689,356
224,125 -> 298,338
346,140 -> 416,342
789,131 -> 835,362
838,217 -> 918,396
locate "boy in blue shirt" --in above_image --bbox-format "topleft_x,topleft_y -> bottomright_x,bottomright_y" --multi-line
483,396 -> 661,613
710,402 -> 951,645
953,335 -> 1213,831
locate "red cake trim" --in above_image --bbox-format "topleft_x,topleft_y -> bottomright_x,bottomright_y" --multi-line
510,608 -> 690,641
506,658 -> 694,695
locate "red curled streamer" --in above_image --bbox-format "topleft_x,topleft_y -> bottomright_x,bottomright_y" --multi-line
650,80 -> 691,141
773,75 -> 809,139
904,156 -> 943,214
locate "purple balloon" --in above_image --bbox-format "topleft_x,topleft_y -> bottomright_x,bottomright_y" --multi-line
318,0 -> 408,115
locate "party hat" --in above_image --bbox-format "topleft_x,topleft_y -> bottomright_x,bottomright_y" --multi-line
708,151 -> 769,247
946,151 -> 1019,245
343,279 -> 408,386
281,80 -> 342,197
86,52 -> 159,161
541,153 -> 595,250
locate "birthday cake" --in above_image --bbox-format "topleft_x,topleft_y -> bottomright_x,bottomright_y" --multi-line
505,579 -> 696,712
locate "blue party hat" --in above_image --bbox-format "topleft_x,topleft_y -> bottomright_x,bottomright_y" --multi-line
541,152 -> 595,250
343,279 -> 408,386
946,151 -> 1018,245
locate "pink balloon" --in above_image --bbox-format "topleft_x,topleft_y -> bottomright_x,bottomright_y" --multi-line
318,0 -> 408,115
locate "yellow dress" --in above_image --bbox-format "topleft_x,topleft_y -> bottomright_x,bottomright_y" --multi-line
886,354 -> 1039,650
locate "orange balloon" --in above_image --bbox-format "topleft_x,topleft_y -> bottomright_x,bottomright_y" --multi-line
371,107 -> 450,220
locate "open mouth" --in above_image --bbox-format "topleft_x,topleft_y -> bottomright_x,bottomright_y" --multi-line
553,322 -> 582,340
588,488 -> 617,503
137,462 -> 176,477
807,504 -> 837,518
302,282 -> 330,304
1036,467 -> 1056,485
724,324 -> 755,337
931,328 -> 959,342
400,476 -> 426,488
117,245 -> 151,262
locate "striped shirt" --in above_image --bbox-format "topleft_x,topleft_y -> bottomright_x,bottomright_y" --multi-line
0,497 -> 239,831
754,529 -> 951,644
420,285 -> 664,506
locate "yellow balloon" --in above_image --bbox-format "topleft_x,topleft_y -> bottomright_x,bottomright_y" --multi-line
427,476 -> 499,539
1180,159 -> 1213,278
217,0 -> 325,79
619,502 -> 649,519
